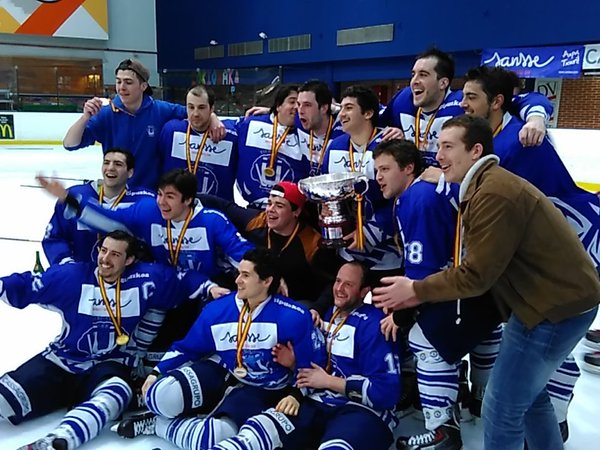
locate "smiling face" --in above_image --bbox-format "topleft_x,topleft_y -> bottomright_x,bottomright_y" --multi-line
436,126 -> 482,183
410,57 -> 448,111
97,236 -> 134,282
102,151 -> 132,190
115,69 -> 147,109
333,263 -> 368,313
156,185 -> 193,221
374,153 -> 413,199
276,91 -> 299,127
339,96 -> 372,135
186,90 -> 213,132
265,194 -> 298,234
235,259 -> 271,303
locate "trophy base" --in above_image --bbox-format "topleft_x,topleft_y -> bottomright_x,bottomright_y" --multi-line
319,238 -> 350,249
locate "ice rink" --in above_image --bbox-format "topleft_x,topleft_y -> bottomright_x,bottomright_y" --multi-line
0,145 -> 598,449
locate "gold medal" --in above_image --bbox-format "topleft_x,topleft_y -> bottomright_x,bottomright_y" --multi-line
233,367 -> 248,378
116,334 -> 129,346
263,167 -> 275,177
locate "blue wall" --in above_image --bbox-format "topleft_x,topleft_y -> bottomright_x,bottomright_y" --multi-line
156,0 -> 600,81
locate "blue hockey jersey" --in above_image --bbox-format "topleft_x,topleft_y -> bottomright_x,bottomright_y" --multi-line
65,95 -> 186,189
310,303 -> 400,430
43,181 -> 155,265
159,118 -> 239,201
156,293 -> 316,389
379,87 -> 553,168
75,197 -> 253,278
236,114 -> 310,206
495,113 -> 600,268
0,262 -> 209,373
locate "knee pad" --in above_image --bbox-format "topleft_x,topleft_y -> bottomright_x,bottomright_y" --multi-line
146,375 -> 185,418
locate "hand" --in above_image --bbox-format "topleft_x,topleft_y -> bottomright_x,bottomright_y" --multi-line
278,277 -> 289,297
380,126 -> 405,141
420,167 -> 443,184
275,395 -> 300,416
82,97 -> 103,118
380,314 -> 399,342
297,362 -> 331,389
310,309 -> 323,328
141,374 -> 158,398
372,276 -> 422,311
519,115 -> 546,147
245,106 -> 269,117
209,285 -> 230,299
208,113 -> 226,143
36,174 -> 68,201
343,229 -> 358,250
272,341 -> 295,369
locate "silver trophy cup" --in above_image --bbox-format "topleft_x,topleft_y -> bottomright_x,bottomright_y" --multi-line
298,172 -> 369,248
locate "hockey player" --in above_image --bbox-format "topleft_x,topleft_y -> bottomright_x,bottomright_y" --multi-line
379,48 -> 553,167
114,248 -> 319,450
321,85 -> 402,282
159,85 -> 239,201
42,148 -> 154,265
235,85 -> 309,208
210,261 -> 401,450
1,231 -> 211,450
63,59 -> 225,189
374,139 -> 502,450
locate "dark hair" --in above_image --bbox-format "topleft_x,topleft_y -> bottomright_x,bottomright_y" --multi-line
341,85 -> 379,128
416,48 -> 455,85
298,80 -> 333,115
99,230 -> 139,258
342,260 -> 370,289
442,115 -> 494,157
464,66 -> 515,114
115,59 -> 152,95
373,139 -> 423,177
157,169 -> 198,201
104,147 -> 135,170
242,248 -> 281,295
187,85 -> 216,108
270,84 -> 299,114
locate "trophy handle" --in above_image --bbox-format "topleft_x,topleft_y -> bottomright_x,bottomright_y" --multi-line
354,175 -> 369,196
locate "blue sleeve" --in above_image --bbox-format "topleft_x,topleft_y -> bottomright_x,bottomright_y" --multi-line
206,210 -> 254,268
288,313 -> 316,370
65,108 -> 109,150
77,196 -> 154,237
42,201 -> 75,265
0,265 -> 77,309
513,92 -> 553,121
345,317 -> 401,410
156,309 -> 215,374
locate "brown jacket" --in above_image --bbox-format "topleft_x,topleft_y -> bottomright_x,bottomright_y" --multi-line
414,156 -> 600,329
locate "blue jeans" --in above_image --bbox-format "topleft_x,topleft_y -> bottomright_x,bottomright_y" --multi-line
482,307 -> 597,450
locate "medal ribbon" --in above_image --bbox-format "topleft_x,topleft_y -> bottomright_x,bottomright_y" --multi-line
236,302 -> 254,370
267,222 -> 300,254
324,308 -> 351,373
98,276 -> 127,342
309,116 -> 334,174
392,195 -> 402,254
415,107 -> 439,150
185,121 -> 210,174
267,117 -> 292,174
98,185 -> 127,209
166,206 -> 195,266
453,209 -> 464,324
347,129 -> 377,252
492,121 -> 503,138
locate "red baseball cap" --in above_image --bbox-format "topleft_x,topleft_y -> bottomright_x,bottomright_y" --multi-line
270,181 -> 306,210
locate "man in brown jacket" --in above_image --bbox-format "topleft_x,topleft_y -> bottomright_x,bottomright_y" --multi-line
372,115 -> 600,450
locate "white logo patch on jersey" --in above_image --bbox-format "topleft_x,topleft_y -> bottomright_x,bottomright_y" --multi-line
323,322 -> 356,359
171,130 -> 233,167
77,284 -> 141,318
150,224 -> 210,251
327,149 -> 375,178
211,322 -> 278,351
245,121 -> 303,160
